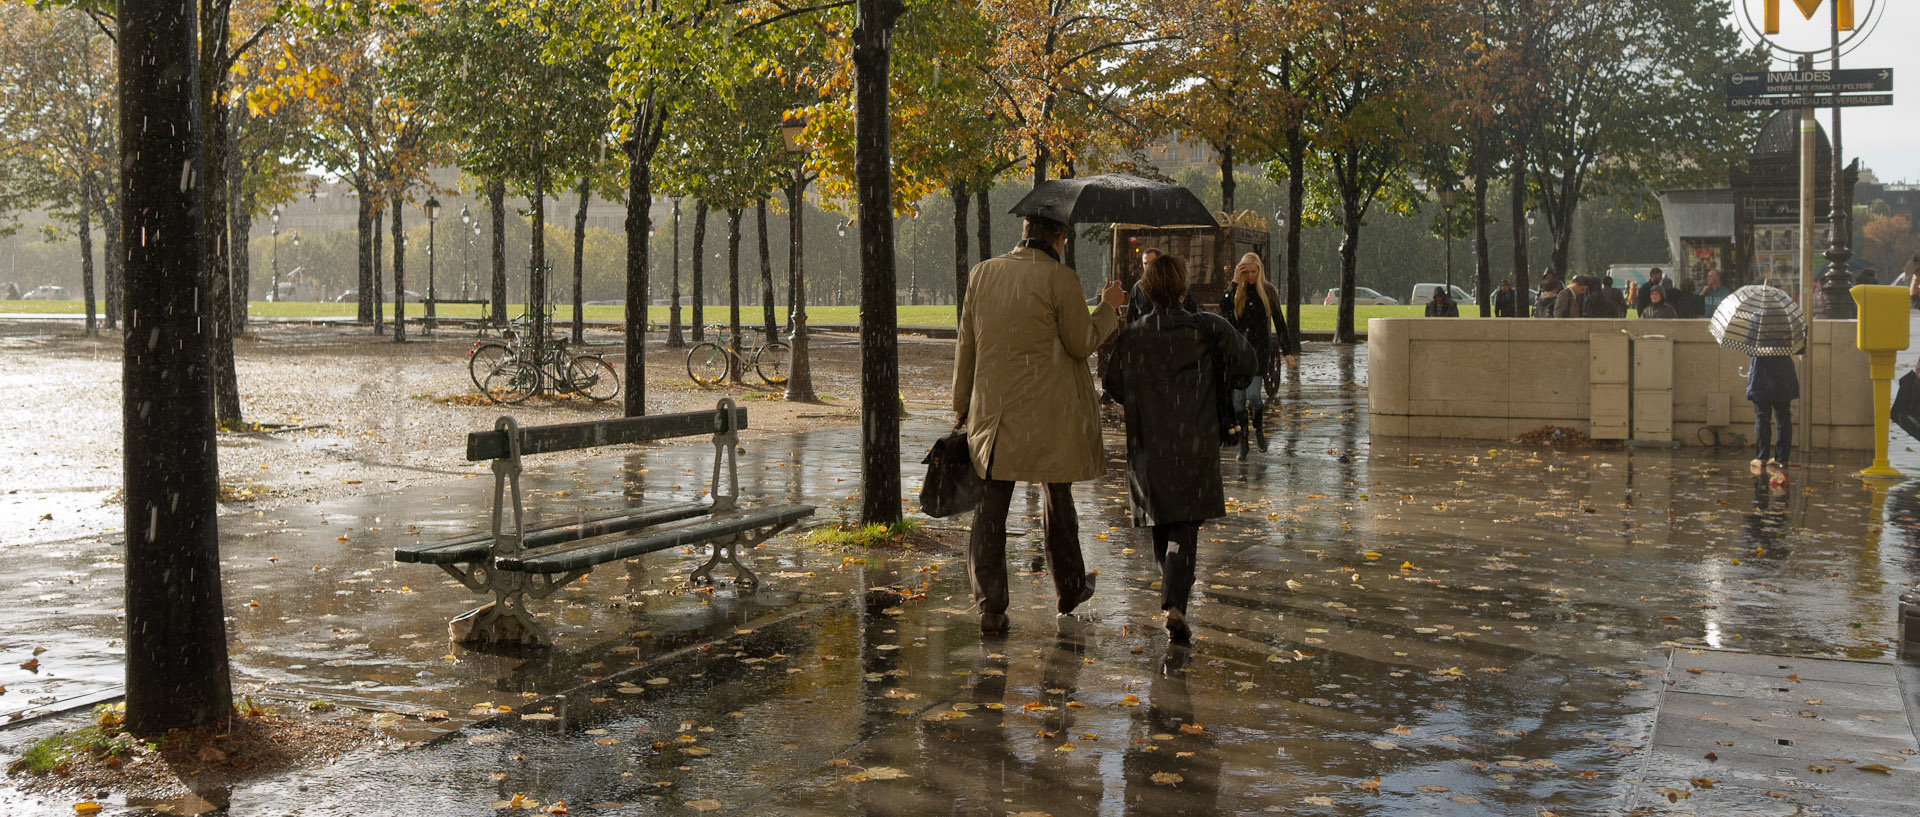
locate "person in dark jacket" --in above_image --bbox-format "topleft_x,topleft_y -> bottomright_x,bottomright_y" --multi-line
1218,253 -> 1298,460
1493,280 -> 1517,317
1424,289 -> 1460,317
1105,254 -> 1256,644
1632,267 -> 1666,313
1639,285 -> 1677,318
1748,353 -> 1799,475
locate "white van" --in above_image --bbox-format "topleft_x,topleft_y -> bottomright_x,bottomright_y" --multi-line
1409,283 -> 1476,306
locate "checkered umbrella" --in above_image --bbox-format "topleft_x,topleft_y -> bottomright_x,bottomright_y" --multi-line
1710,285 -> 1806,357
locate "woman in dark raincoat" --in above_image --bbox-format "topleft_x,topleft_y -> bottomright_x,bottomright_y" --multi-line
1103,255 -> 1256,643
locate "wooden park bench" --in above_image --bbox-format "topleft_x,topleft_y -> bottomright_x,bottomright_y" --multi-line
394,398 -> 814,646
422,298 -> 494,333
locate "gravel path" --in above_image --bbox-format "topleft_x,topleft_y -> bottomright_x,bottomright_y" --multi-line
0,319 -> 958,546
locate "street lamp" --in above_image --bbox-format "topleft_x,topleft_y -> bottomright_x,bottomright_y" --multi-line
781,111 -> 816,401
459,205 -> 472,300
291,233 -> 301,300
424,197 -> 441,333
1439,183 -> 1458,295
269,207 -> 281,304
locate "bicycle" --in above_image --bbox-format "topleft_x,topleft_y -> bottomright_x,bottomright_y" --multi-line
469,324 -> 620,404
686,326 -> 790,387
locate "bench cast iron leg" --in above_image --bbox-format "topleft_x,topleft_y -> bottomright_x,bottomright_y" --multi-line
690,534 -> 759,587
449,568 -> 549,646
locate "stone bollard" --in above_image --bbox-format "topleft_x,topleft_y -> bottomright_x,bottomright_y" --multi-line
1903,585 -> 1920,652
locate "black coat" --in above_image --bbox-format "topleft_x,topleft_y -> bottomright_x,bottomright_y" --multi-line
1218,281 -> 1299,373
1104,307 -> 1257,526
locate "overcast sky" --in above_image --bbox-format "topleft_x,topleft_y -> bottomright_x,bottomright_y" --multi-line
1726,1 -> 1920,185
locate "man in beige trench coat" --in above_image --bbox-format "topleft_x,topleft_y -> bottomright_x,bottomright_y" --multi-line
953,215 -> 1126,635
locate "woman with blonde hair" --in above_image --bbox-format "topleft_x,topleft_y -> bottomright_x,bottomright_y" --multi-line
1104,254 -> 1256,643
1219,253 -> 1298,460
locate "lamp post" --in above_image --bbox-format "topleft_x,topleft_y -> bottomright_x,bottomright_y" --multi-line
459,205 -> 472,300
669,195 -> 685,347
290,234 -> 300,300
423,197 -> 440,333
781,112 -> 816,401
1439,183 -> 1458,296
269,208 -> 281,304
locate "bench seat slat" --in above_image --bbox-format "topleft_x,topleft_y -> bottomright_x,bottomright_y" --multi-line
467,408 -> 747,461
393,500 -> 711,565
498,504 -> 815,574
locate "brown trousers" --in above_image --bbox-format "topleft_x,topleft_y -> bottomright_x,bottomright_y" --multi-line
968,478 -> 1089,615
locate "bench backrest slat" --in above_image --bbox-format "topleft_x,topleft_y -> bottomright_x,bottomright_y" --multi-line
466,407 -> 747,461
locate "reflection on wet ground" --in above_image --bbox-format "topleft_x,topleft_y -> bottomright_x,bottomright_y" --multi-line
3,342 -> 1918,815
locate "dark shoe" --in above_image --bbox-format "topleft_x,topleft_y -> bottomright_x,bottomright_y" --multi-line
1166,607 -> 1191,645
1253,409 -> 1268,452
1058,572 -> 1097,615
979,612 -> 1010,635
1222,427 -> 1240,447
1237,431 -> 1250,462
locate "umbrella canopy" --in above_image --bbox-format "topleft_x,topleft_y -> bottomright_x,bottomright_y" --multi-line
1895,370 -> 1920,443
1008,174 -> 1217,227
1710,285 -> 1807,357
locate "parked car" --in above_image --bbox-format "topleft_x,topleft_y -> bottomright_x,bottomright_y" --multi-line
334,289 -> 422,303
1322,286 -> 1398,306
22,285 -> 70,301
1409,283 -> 1477,306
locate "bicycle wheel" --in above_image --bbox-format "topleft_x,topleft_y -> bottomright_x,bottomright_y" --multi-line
753,341 -> 791,385
566,355 -> 620,402
468,342 -> 511,394
481,358 -> 541,404
686,342 -> 729,387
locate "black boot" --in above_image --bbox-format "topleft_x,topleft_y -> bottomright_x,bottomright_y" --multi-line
1253,406 -> 1268,452
1237,410 -> 1251,462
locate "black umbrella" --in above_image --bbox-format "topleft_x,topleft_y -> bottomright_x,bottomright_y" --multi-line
1008,174 -> 1217,227
1894,370 -> 1920,443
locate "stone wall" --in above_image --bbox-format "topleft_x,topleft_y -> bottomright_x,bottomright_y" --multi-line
1366,318 -> 1875,449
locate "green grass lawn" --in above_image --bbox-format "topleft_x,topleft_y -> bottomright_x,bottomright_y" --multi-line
6,299 -> 1421,333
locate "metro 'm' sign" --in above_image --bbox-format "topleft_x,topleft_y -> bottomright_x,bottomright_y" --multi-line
1767,0 -> 1855,34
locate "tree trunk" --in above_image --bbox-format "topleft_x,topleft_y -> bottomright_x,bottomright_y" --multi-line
691,199 -> 707,341
79,172 -> 98,337
227,107 -> 249,335
1284,124 -> 1305,346
118,0 -> 232,735
571,174 -> 591,344
102,190 -> 123,329
372,204 -> 384,334
391,202 -> 406,342
975,187 -> 991,264
623,110 -> 664,417
356,184 -> 374,323
726,207 -> 743,382
1334,152 -> 1362,344
1510,133 -> 1532,318
1473,139 -> 1493,317
530,175 -> 547,359
1060,160 -> 1076,271
951,180 -> 969,323
785,175 -> 815,401
204,96 -> 242,425
1218,140 -> 1235,213
854,0 -> 904,525
488,178 -> 507,328
231,189 -> 254,335
757,200 -> 776,342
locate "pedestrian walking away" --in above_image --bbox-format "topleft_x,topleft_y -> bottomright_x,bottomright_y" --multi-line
1493,280 -> 1517,317
953,215 -> 1123,635
1747,353 -> 1798,483
1104,254 -> 1256,644
1219,253 -> 1298,461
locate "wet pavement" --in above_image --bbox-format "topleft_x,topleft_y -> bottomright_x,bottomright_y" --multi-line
2,343 -> 1918,815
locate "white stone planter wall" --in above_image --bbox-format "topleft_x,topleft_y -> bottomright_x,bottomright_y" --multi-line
1366,317 -> 1875,449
